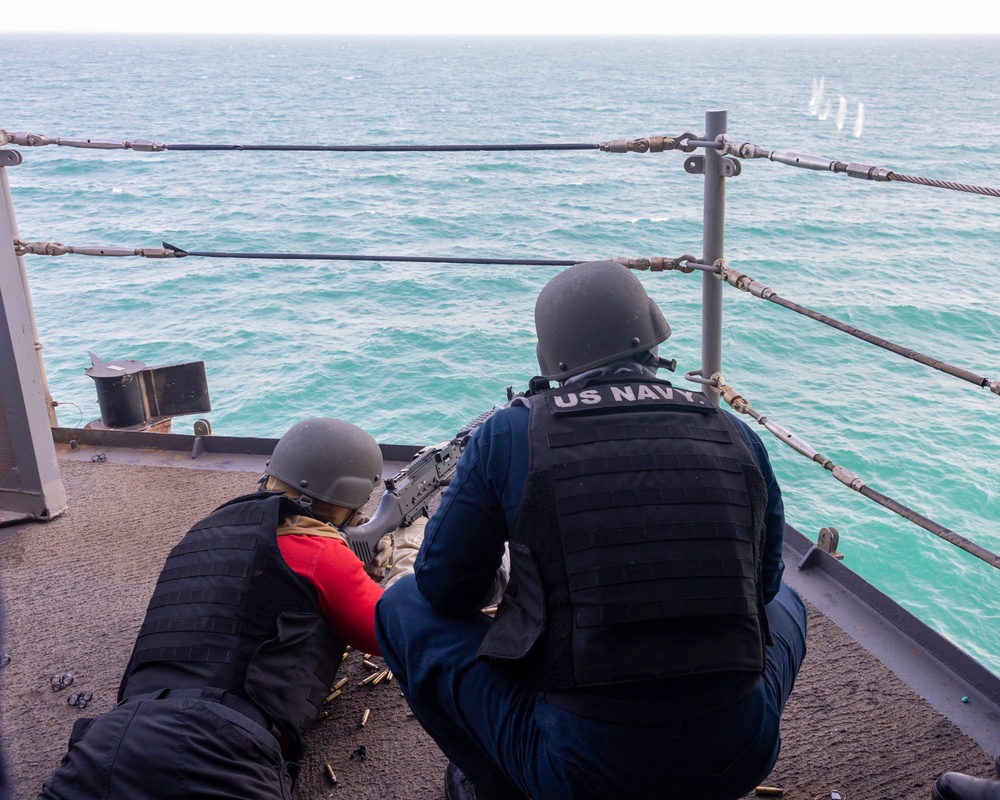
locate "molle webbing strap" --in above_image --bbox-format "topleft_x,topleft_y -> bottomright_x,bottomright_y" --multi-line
576,595 -> 759,628
169,534 -> 259,555
189,507 -> 266,532
570,557 -> 755,590
138,616 -> 239,637
147,588 -> 244,610
553,452 -> 743,478
559,486 -> 750,515
132,646 -> 234,665
157,531 -> 260,583
547,423 -> 731,449
563,521 -> 754,553
158,562 -> 252,583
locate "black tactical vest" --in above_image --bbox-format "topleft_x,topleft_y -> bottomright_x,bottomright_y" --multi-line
118,492 -> 344,759
478,377 -> 769,690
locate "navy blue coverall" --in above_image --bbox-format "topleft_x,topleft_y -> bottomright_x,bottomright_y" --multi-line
376,395 -> 808,800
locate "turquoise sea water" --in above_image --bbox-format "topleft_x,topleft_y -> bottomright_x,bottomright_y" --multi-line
3,34 -> 999,674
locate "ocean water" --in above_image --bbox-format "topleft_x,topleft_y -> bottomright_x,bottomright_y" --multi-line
2,34 -> 999,674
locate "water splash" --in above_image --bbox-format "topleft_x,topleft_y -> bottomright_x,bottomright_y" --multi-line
836,96 -> 848,130
853,102 -> 865,137
819,99 -> 832,121
809,76 -> 825,116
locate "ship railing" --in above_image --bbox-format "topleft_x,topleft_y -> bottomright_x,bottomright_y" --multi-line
1,111 -> 998,572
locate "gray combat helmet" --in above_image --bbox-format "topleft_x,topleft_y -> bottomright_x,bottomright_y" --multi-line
534,260 -> 671,382
264,417 -> 383,510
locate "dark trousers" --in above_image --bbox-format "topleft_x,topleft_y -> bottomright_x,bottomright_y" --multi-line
37,693 -> 291,800
376,578 -> 808,800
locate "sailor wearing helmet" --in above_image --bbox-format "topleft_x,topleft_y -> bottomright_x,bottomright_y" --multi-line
376,260 -> 808,800
39,417 -> 423,799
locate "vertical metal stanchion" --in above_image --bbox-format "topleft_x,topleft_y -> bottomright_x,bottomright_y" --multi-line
0,151 -> 57,426
700,109 -> 727,406
0,148 -> 67,519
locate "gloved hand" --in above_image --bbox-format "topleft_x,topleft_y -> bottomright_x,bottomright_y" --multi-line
383,516 -> 427,589
363,533 -> 393,582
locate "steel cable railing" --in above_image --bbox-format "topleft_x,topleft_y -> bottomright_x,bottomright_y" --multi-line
4,125 -> 999,564
719,136 -> 1000,199
712,373 -> 1000,571
713,261 -> 1000,396
14,238 -> 999,397
0,128 -> 700,155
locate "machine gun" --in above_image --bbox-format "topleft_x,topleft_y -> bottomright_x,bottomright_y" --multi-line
346,407 -> 499,562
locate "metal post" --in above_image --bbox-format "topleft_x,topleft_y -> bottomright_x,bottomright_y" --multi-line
0,153 -> 57,425
700,109 -> 727,406
0,148 -> 67,519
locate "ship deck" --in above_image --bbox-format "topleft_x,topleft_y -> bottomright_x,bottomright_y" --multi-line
1,432 -> 998,800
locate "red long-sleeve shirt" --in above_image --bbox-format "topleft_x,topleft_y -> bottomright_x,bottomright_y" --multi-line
276,515 -> 383,656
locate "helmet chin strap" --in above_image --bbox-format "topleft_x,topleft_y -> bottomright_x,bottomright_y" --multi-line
258,474 -> 357,526
296,495 -> 359,528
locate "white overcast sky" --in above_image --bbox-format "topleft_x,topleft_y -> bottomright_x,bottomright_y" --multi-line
3,0 -> 999,35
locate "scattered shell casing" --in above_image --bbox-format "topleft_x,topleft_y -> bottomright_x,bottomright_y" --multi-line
325,689 -> 342,703
332,676 -> 349,691
316,710 -> 330,720
324,764 -> 337,784
372,669 -> 389,686
405,710 -> 415,719
53,673 -> 77,692
754,787 -> 785,797
360,707 -> 371,727
341,651 -> 350,662
362,658 -> 379,670
385,670 -> 394,682
359,671 -> 380,686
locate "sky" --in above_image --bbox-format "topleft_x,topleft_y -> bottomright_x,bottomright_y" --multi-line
3,0 -> 999,36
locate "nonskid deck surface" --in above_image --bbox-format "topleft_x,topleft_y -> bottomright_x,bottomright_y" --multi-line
0,451 -> 994,799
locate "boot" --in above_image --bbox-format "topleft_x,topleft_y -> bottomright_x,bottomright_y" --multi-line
445,762 -> 478,800
932,772 -> 1000,800
443,762 -> 527,800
